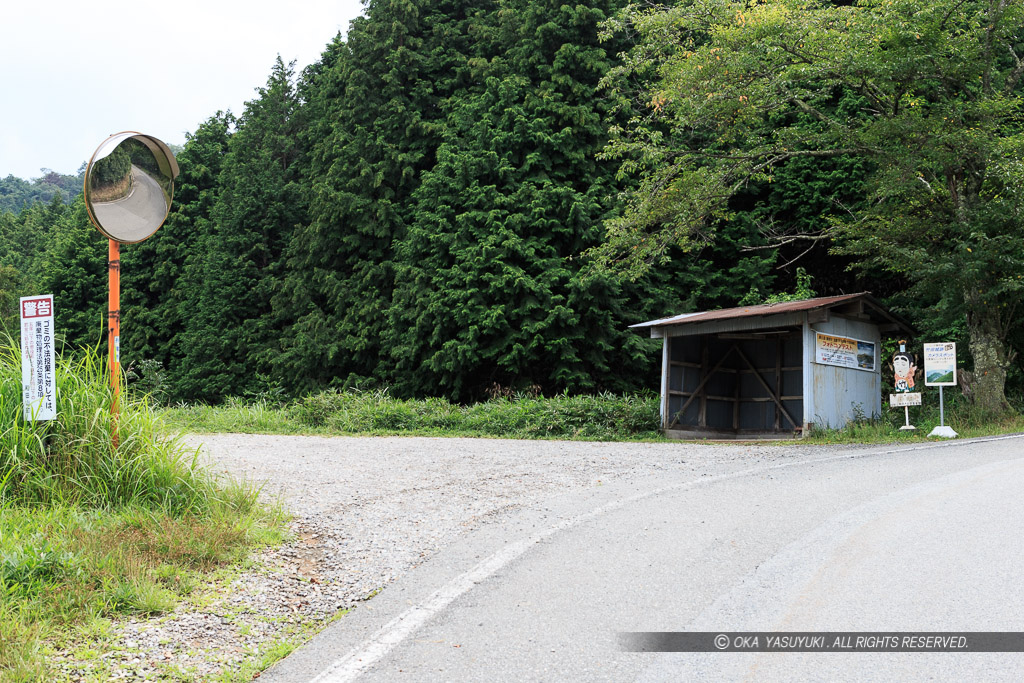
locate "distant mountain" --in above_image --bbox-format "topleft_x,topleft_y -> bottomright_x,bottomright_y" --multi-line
0,168 -> 84,214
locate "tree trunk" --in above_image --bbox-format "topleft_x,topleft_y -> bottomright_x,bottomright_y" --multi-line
965,305 -> 1013,416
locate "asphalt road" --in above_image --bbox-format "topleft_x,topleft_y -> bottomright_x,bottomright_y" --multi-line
266,435 -> 1024,682
90,164 -> 168,241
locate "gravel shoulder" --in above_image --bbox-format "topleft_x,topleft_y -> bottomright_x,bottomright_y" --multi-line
51,433 -> 856,680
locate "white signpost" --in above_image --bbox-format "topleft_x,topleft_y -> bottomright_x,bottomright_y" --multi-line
924,342 -> 957,386
923,342 -> 957,438
20,295 -> 57,422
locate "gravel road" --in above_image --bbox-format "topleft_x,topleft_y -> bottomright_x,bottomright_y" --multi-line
191,435 -> 852,618
52,433 -> 854,680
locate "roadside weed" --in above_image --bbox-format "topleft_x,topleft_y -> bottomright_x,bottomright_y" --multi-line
0,340 -> 285,679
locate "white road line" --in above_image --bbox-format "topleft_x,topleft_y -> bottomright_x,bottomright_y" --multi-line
308,434 -> 1024,682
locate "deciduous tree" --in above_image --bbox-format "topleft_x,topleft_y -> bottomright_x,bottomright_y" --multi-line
596,0 -> 1024,413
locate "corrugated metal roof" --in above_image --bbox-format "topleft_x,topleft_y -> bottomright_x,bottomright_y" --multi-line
630,293 -> 888,329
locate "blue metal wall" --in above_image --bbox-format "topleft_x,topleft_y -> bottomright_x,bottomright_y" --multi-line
802,316 -> 882,429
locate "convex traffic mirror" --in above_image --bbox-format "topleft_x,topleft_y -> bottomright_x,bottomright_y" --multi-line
84,132 -> 179,243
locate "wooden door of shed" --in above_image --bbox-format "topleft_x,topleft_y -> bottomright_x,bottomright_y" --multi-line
665,331 -> 804,436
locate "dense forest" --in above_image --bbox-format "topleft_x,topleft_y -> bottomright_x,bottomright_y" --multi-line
0,169 -> 83,214
1,0 -> 1021,409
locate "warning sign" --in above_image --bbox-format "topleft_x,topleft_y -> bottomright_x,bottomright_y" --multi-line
20,295 -> 56,421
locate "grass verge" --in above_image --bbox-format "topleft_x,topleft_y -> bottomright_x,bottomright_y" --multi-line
159,387 -> 1024,445
1,340 -> 285,680
159,389 -> 666,441
804,393 -> 1024,444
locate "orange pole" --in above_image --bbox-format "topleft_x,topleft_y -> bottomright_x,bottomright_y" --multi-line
108,239 -> 120,448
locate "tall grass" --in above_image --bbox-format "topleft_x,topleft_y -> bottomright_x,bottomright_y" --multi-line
0,340 -> 231,512
1,339 -> 283,680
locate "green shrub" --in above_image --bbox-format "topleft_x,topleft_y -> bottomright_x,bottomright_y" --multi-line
271,388 -> 662,440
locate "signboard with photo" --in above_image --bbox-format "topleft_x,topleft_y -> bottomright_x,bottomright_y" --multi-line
923,342 -> 957,386
815,332 -> 877,372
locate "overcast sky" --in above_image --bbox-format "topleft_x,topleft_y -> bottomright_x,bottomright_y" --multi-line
1,0 -> 366,180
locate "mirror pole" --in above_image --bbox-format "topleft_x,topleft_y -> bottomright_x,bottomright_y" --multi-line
108,239 -> 120,448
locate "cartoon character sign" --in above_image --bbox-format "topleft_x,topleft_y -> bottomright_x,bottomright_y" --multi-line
892,350 -> 918,393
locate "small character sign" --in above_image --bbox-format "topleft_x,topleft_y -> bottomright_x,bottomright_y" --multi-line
892,343 -> 918,393
890,341 -> 920,431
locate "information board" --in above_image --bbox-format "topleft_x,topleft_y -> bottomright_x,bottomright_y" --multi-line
20,295 -> 56,421
815,332 -> 877,372
923,342 -> 957,386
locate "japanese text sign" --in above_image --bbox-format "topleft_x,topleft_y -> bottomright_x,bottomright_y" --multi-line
815,332 -> 876,372
923,342 -> 957,387
20,295 -> 56,421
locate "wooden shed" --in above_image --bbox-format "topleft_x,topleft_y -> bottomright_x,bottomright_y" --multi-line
631,293 -> 915,439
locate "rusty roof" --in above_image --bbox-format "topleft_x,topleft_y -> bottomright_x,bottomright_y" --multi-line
631,292 -> 913,331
